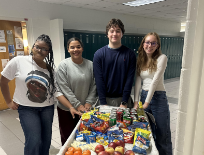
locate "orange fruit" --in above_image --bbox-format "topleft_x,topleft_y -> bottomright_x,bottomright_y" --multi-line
74,151 -> 82,155
83,152 -> 90,155
68,147 -> 75,153
83,150 -> 91,155
65,151 -> 74,155
75,147 -> 82,153
82,152 -> 89,155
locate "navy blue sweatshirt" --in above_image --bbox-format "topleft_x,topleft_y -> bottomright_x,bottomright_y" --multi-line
93,45 -> 136,105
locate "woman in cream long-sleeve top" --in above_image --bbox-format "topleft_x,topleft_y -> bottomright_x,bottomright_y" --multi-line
134,32 -> 172,155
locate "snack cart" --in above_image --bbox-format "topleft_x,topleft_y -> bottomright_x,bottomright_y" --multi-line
57,106 -> 159,155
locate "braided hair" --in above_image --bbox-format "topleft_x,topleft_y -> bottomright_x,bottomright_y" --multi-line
31,34 -> 56,99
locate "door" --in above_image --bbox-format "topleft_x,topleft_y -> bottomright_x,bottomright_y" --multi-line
0,20 -> 26,110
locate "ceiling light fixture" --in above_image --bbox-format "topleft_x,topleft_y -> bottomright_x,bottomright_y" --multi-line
123,0 -> 165,7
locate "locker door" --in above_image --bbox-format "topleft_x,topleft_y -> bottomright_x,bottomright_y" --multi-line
83,34 -> 92,60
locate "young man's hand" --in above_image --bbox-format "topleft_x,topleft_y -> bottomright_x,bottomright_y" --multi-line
120,104 -> 127,108
133,101 -> 139,110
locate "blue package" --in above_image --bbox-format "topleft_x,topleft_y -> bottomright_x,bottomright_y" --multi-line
127,122 -> 148,132
85,115 -> 104,131
75,130 -> 84,141
86,134 -> 96,144
132,134 -> 150,155
132,122 -> 149,128
107,130 -> 123,143
132,145 -> 147,155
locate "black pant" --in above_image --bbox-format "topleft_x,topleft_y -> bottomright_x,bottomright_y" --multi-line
57,107 -> 80,145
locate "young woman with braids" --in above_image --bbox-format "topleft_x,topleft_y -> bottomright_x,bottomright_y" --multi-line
0,34 -> 81,155
134,32 -> 172,155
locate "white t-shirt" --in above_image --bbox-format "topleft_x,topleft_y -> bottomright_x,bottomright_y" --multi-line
134,54 -> 167,103
1,55 -> 62,107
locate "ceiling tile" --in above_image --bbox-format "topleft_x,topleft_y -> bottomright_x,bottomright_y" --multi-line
105,4 -> 134,11
103,0 -> 131,3
68,0 -> 99,5
88,1 -> 116,8
62,1 -> 84,7
37,0 -> 70,4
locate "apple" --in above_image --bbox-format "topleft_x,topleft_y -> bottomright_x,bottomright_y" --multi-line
98,151 -> 109,155
124,150 -> 135,155
115,146 -> 124,155
115,140 -> 125,147
108,142 -> 118,149
95,144 -> 105,154
113,151 -> 123,155
105,147 -> 115,155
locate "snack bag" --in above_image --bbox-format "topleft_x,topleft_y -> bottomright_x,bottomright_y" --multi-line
76,130 -> 84,141
85,115 -> 103,130
116,121 -> 127,128
81,111 -> 94,120
86,133 -> 97,144
134,128 -> 151,144
132,134 -> 150,155
121,128 -> 134,144
132,121 -> 149,128
96,136 -> 109,146
127,122 -> 148,132
91,121 -> 109,133
97,113 -> 110,121
80,119 -> 91,131
78,130 -> 91,142
107,130 -> 124,143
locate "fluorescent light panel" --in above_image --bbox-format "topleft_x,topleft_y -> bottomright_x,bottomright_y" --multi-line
123,0 -> 165,7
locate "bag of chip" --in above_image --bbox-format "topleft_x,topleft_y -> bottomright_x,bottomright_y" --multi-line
121,128 -> 134,144
107,130 -> 124,143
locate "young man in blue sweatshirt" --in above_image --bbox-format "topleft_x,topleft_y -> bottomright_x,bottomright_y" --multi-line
93,18 -> 136,108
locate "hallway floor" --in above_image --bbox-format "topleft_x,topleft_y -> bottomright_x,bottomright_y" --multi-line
0,77 -> 180,155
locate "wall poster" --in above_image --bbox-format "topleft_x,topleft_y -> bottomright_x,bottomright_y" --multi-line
7,30 -> 14,45
14,26 -> 23,38
0,30 -> 6,43
1,59 -> 9,69
15,38 -> 24,49
8,45 -> 15,60
17,51 -> 24,56
0,46 -> 6,52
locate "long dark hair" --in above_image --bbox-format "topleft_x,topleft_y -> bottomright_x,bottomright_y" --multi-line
136,32 -> 162,75
31,34 -> 56,99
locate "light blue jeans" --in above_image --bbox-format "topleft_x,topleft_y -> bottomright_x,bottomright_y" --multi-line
140,90 -> 172,155
18,104 -> 54,155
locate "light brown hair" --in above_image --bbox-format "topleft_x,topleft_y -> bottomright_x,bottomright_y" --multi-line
136,32 -> 162,75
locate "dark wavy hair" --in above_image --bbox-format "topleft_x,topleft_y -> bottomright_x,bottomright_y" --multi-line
31,34 -> 56,99
106,18 -> 125,35
136,32 -> 162,75
67,37 -> 83,49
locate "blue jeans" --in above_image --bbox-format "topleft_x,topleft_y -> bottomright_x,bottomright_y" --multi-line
140,90 -> 172,155
18,104 -> 54,155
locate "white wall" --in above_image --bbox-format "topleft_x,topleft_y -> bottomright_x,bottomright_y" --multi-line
50,19 -> 65,68
0,0 -> 181,65
174,0 -> 204,154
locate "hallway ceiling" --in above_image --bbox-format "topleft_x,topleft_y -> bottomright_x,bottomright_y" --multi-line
36,0 -> 188,22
